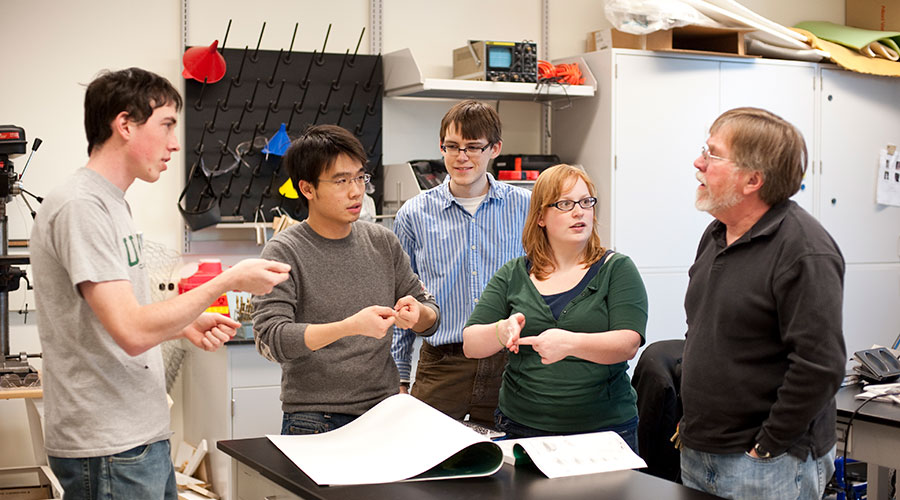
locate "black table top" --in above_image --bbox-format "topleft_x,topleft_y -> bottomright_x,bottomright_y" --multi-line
835,383 -> 900,428
218,437 -> 721,500
0,255 -> 29,266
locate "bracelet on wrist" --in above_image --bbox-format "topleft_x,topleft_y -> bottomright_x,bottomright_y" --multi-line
495,320 -> 505,348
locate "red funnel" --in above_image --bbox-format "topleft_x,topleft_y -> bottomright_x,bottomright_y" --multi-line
183,40 -> 227,83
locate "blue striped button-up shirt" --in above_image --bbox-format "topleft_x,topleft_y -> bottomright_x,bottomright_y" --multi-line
390,174 -> 531,380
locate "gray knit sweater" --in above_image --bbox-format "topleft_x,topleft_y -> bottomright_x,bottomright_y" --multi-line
252,220 -> 439,415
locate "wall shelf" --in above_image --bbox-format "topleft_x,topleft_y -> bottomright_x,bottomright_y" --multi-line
183,222 -> 272,253
383,48 -> 596,101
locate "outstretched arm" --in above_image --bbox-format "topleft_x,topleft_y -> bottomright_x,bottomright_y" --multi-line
516,328 -> 641,365
80,258 -> 291,356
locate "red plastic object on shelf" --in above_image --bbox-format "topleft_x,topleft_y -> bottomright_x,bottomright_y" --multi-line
178,260 -> 229,314
498,170 -> 539,181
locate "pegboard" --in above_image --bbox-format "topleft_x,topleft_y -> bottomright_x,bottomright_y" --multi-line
181,43 -> 382,230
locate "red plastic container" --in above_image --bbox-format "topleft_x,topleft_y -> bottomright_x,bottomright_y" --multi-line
178,260 -> 229,314
498,170 -> 540,181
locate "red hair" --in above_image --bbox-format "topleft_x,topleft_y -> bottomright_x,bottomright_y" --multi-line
522,164 -> 606,280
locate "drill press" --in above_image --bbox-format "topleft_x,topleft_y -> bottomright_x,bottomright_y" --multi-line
0,124 -> 41,387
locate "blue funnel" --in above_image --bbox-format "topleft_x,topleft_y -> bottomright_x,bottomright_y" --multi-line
263,123 -> 291,156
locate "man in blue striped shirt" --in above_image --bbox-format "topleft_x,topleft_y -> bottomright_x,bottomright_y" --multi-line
391,100 -> 531,426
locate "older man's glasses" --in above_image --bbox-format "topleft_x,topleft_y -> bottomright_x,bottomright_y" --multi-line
440,143 -> 492,158
318,173 -> 371,189
701,145 -> 732,164
547,197 -> 597,212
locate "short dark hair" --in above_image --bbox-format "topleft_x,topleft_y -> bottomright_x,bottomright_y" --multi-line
710,107 -> 807,206
283,124 -> 368,208
439,100 -> 501,145
84,67 -> 182,155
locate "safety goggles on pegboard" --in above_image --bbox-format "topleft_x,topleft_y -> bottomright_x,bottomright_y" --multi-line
180,22 -> 382,231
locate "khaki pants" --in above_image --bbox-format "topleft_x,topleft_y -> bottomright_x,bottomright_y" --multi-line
410,342 -> 507,427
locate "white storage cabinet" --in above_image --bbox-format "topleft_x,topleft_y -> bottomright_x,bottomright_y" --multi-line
552,48 -> 900,358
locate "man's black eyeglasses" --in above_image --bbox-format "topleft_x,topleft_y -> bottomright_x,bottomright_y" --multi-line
440,143 -> 493,157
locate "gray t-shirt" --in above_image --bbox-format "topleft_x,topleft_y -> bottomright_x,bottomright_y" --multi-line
252,220 -> 439,416
30,168 -> 170,458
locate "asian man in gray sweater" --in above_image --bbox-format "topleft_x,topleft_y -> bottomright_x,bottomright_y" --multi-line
252,124 -> 440,434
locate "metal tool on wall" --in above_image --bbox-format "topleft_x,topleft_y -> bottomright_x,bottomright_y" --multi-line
181,21 -> 383,230
0,126 -> 43,383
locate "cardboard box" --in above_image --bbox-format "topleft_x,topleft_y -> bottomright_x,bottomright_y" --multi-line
846,0 -> 900,31
0,467 -> 61,500
587,26 -> 751,56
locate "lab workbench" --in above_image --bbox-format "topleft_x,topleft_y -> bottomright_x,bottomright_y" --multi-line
218,437 -> 721,500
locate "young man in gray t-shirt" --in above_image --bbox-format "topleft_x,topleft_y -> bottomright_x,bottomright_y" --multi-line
30,68 -> 291,500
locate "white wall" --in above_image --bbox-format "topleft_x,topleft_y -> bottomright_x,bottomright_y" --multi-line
0,0 -> 846,468
185,0 -> 371,52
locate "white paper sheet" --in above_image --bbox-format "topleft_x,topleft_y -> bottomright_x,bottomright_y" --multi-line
267,394 -> 502,485
680,0 -> 811,49
855,380 -> 900,405
877,148 -> 900,207
699,0 -> 808,42
500,432 -> 648,479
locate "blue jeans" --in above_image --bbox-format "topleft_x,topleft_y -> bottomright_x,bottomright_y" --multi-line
281,411 -> 359,435
48,440 -> 176,500
495,410 -> 639,454
680,445 -> 836,500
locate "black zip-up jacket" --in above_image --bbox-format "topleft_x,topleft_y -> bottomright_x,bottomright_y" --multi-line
680,200 -> 846,460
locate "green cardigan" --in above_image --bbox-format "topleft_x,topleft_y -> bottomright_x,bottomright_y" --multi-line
466,253 -> 648,432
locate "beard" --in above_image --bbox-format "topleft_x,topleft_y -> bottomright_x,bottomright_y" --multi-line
695,172 -> 742,214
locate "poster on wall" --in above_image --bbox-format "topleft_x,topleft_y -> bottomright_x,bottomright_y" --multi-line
877,147 -> 900,207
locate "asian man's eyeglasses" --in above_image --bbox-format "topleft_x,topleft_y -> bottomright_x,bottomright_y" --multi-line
318,173 -> 371,189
